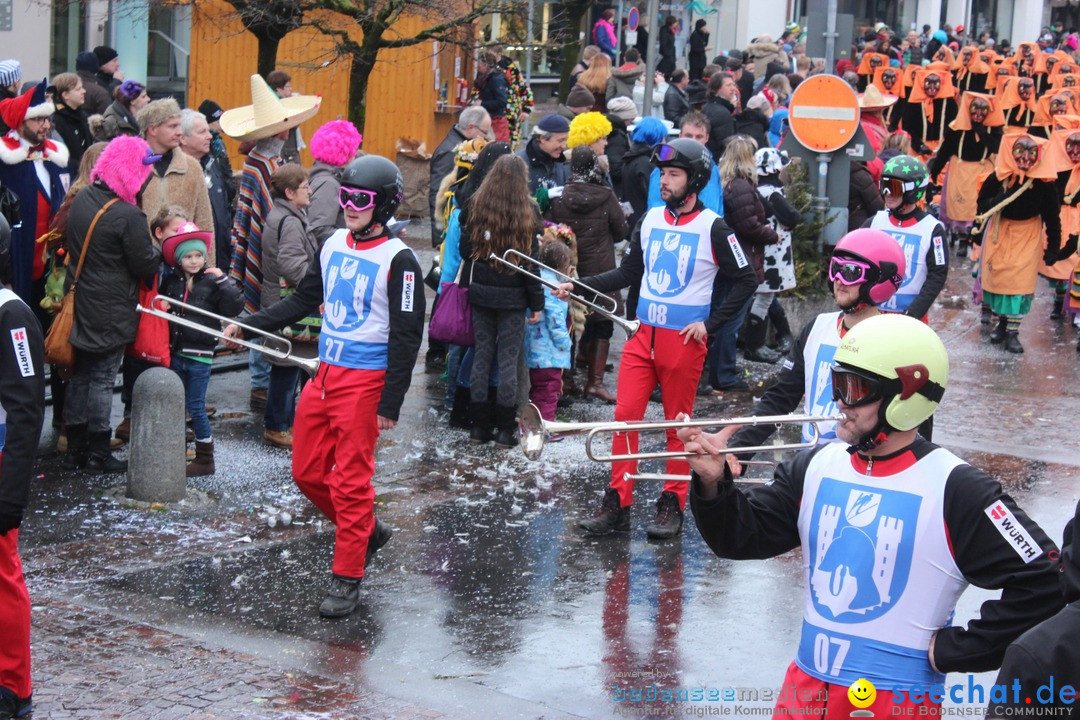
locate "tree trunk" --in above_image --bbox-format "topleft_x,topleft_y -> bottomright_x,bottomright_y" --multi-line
257,37 -> 280,78
558,0 -> 593,101
348,45 -> 381,134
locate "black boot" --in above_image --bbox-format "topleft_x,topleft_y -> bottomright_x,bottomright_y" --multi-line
1004,331 -> 1024,354
448,386 -> 471,429
366,517 -> 393,560
1051,295 -> 1065,320
85,431 -> 127,474
769,304 -> 793,355
318,575 -> 361,618
492,404 -> 518,448
956,236 -> 968,258
468,401 -> 491,444
980,305 -> 993,325
645,491 -> 684,540
744,316 -> 782,363
62,423 -> 89,471
579,487 -> 630,535
989,316 -> 1008,344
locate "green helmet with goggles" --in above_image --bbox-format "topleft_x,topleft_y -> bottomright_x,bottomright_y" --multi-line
831,314 -> 948,451
880,155 -> 930,206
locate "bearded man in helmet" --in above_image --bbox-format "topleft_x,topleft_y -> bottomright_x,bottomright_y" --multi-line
554,137 -> 758,541
678,313 -> 1063,716
224,155 -> 425,619
720,228 -> 906,467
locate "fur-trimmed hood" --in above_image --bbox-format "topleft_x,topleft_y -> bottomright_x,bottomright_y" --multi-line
611,63 -> 645,82
90,135 -> 154,205
0,129 -> 69,168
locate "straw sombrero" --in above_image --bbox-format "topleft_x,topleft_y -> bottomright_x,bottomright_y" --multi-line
857,85 -> 898,110
220,74 -> 322,142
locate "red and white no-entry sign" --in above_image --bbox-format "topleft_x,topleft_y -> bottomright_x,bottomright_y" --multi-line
787,75 -> 861,152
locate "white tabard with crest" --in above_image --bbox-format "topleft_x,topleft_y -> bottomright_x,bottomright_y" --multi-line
636,206 -> 731,330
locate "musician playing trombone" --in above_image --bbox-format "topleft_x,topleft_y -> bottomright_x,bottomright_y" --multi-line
223,156 -> 425,619
678,314 -> 1062,716
555,137 -> 757,540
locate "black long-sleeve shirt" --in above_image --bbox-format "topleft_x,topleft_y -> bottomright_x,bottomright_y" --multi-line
690,438 -> 1064,674
241,233 -> 425,421
974,175 -> 1061,255
0,289 -> 45,518
578,205 -> 758,334
927,124 -> 1002,181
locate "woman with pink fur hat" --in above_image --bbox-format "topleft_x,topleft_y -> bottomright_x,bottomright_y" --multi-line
307,119 -> 362,244
62,135 -> 162,474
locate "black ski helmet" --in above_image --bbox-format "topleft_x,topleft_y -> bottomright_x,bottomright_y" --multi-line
652,138 -> 713,196
340,155 -> 404,230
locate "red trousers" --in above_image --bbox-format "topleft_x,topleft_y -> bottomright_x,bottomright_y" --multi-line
609,325 -> 707,509
773,661 -> 942,718
292,364 -> 384,579
0,527 -> 31,699
491,115 -> 510,142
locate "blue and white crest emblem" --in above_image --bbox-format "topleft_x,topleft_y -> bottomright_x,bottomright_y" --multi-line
808,479 -> 921,622
807,343 -> 839,441
644,228 -> 698,297
323,251 -> 378,332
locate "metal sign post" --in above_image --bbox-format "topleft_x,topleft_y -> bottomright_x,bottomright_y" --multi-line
642,0 -> 660,117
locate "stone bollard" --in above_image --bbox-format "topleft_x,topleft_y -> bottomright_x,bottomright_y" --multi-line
127,366 -> 187,503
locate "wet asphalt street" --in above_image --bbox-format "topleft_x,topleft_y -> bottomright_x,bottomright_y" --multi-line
17,223 -> 1080,719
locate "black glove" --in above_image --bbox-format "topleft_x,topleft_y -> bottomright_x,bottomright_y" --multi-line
1061,234 -> 1079,259
1044,246 -> 1062,266
0,502 -> 23,536
970,231 -> 983,247
917,143 -> 932,155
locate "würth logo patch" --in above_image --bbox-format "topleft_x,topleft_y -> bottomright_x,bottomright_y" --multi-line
401,271 -> 415,312
984,501 -> 1041,564
11,327 -> 34,377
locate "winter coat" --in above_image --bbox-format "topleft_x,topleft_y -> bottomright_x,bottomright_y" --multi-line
604,115 -> 632,196
307,161 -> 345,245
702,96 -> 737,156
201,152 -> 233,273
620,142 -> 655,229
518,138 -> 570,193
663,84 -> 691,126
458,204 -> 544,312
524,268 -> 572,370
689,29 -> 710,78
734,108 -> 771,149
260,199 -> 316,312
593,18 -> 618,61
847,161 -> 885,231
76,70 -> 111,116
546,180 -> 628,277
722,175 -> 778,282
429,125 -> 468,223
607,63 -> 645,102
476,69 -> 509,118
51,103 -> 92,173
98,101 -> 139,141
745,41 -> 787,79
140,150 -> 216,265
160,268 -> 243,358
65,183 -> 162,353
658,26 -> 677,78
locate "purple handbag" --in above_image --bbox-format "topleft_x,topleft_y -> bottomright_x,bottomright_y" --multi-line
429,281 -> 474,346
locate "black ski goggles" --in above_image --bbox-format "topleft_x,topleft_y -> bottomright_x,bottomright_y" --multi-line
831,367 -> 886,407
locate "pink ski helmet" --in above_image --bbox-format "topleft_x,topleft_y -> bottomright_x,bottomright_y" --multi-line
831,228 -> 906,307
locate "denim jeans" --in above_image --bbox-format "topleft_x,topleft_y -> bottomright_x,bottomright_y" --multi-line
67,347 -> 125,433
248,339 -> 270,391
706,280 -> 755,388
170,354 -> 213,440
265,364 -> 300,431
443,343 -> 466,409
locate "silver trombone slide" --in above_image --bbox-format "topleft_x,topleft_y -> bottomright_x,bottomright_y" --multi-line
137,295 -> 320,377
623,472 -> 771,486
488,250 -> 640,339
585,415 -> 846,462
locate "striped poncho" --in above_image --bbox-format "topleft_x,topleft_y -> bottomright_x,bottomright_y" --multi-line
230,145 -> 281,314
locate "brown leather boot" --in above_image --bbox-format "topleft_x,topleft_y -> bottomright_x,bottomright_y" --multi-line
583,339 -> 617,403
186,440 -> 215,476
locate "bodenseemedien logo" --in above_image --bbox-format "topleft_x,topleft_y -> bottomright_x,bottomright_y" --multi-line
849,678 -> 877,717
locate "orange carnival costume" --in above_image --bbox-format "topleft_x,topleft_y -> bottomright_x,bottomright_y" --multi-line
902,66 -> 957,155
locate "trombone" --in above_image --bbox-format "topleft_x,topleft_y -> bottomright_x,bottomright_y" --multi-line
137,295 -> 321,377
518,403 -> 845,462
488,249 -> 640,338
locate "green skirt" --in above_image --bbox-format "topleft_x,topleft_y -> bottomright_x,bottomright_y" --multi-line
983,291 -> 1033,316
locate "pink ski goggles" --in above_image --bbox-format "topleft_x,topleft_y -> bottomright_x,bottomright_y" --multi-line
338,186 -> 378,212
828,256 -> 873,285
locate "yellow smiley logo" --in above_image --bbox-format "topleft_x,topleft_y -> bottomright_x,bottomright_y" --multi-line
848,678 -> 877,709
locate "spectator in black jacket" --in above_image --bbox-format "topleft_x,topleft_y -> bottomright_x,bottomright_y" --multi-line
688,20 -> 710,81
847,160 -> 885,232
658,16 -> 679,80
428,106 -> 493,235
475,51 -> 510,142
664,69 -> 691,126
702,72 -> 737,156
49,73 -> 93,173
620,117 -> 667,231
726,57 -> 755,109
605,97 -> 636,196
